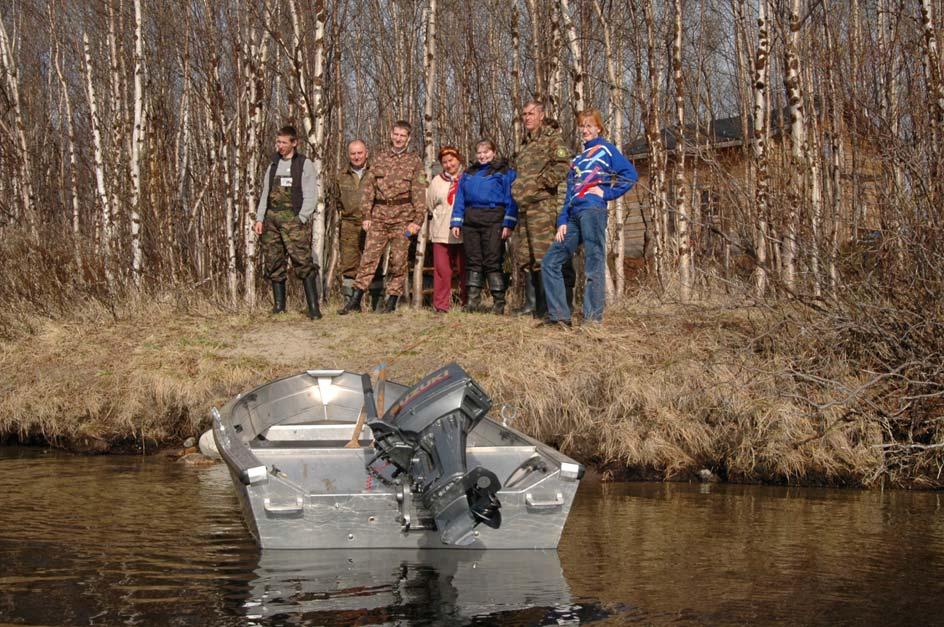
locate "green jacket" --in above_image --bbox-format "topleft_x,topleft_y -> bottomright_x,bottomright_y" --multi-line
333,163 -> 370,223
511,120 -> 572,206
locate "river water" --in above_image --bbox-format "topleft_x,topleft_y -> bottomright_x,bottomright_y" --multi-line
1,446 -> 942,625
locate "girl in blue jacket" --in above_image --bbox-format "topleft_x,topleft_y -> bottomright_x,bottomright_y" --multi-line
450,139 -> 518,314
541,109 -> 637,325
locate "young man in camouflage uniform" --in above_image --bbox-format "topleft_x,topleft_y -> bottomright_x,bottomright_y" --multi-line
511,101 -> 575,319
338,121 -> 427,314
254,125 -> 322,320
332,139 -> 384,310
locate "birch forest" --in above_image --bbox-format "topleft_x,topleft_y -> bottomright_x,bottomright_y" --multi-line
1,0 -> 942,309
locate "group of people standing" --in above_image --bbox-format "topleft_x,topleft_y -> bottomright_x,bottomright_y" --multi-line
254,100 -> 637,326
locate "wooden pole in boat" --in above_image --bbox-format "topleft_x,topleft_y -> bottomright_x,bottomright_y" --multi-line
345,363 -> 386,449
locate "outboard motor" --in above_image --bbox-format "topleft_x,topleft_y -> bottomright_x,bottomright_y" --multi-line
366,363 -> 501,545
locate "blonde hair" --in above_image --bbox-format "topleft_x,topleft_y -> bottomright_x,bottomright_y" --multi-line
577,108 -> 606,136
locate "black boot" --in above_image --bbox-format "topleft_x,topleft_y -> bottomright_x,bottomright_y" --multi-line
369,287 -> 384,312
513,270 -> 536,316
487,272 -> 506,315
302,272 -> 323,320
271,281 -> 286,314
464,271 -> 484,312
381,295 -> 398,313
337,288 -> 364,315
532,270 -> 548,319
563,258 -> 576,312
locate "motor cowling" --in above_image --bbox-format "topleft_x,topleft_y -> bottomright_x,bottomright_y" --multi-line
366,363 -> 501,545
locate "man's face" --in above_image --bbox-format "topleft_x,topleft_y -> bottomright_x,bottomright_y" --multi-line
390,126 -> 410,150
522,105 -> 544,131
348,142 -> 368,168
276,135 -> 297,157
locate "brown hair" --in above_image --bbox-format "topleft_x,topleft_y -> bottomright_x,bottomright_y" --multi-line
437,145 -> 463,164
393,120 -> 413,134
576,109 -> 606,135
277,125 -> 298,140
476,139 -> 497,153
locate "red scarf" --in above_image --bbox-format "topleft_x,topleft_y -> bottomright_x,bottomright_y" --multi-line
442,172 -> 459,205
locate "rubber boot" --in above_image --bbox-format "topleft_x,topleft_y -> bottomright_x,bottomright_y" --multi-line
341,277 -> 355,302
487,272 -> 506,315
337,288 -> 364,315
381,295 -> 398,313
271,281 -> 286,314
369,287 -> 384,312
464,271 -> 484,312
532,271 -> 548,319
513,270 -> 536,316
302,272 -> 323,320
563,258 -> 576,313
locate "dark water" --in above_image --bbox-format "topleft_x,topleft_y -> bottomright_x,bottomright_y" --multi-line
1,447 -> 943,626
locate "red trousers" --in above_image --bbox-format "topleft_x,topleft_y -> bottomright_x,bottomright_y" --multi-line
431,242 -> 466,312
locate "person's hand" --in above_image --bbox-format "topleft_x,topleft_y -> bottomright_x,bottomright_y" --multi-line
555,224 -> 567,242
406,223 -> 421,236
362,220 -> 371,232
253,221 -> 264,236
588,186 -> 605,198
451,227 -> 461,239
501,227 -> 511,240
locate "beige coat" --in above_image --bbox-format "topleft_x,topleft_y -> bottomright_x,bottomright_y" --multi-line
426,171 -> 463,244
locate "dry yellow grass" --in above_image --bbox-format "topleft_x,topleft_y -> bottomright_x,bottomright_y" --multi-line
0,294 -> 915,485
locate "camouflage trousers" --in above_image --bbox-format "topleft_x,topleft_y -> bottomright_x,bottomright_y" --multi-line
354,220 -> 410,296
339,219 -> 365,279
261,208 -> 315,281
518,196 -> 561,271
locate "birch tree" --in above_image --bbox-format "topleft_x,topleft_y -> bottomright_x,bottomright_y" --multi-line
129,0 -> 145,282
673,0 -> 692,301
413,0 -> 437,308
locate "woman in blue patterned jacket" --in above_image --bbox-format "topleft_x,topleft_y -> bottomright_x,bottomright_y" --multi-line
450,139 -> 518,314
541,109 -> 637,326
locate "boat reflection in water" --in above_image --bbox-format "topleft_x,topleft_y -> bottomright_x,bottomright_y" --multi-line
243,548 -> 577,624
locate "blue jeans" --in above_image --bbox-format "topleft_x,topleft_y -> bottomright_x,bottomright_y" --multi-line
542,207 -> 608,322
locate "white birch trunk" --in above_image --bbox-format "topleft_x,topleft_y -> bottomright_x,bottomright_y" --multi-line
782,0 -> 805,293
524,0 -> 544,102
558,0 -> 585,114
414,0 -> 437,308
129,0 -> 145,283
49,13 -> 79,236
547,1 -> 562,115
244,32 -> 267,308
511,3 -> 522,151
83,31 -> 114,274
920,0 -> 944,178
752,0 -> 771,298
594,0 -> 622,303
290,0 -> 327,276
0,15 -> 35,229
672,0 -> 691,301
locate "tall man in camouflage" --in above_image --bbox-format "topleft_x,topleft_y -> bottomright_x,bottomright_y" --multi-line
254,125 -> 322,320
511,101 -> 574,318
338,121 -> 427,314
333,139 -> 384,308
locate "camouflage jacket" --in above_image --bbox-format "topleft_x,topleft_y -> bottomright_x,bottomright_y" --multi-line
511,121 -> 572,207
360,149 -> 427,225
332,163 -> 370,223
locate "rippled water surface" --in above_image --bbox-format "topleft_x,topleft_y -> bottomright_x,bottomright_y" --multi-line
2,447 -> 943,625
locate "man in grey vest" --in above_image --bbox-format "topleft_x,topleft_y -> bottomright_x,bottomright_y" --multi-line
253,125 -> 322,319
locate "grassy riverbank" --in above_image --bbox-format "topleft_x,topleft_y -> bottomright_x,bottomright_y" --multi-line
0,291 -> 939,487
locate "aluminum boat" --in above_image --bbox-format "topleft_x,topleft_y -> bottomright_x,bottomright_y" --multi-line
213,363 -> 584,549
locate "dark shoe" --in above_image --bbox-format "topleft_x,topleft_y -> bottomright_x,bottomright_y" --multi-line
369,287 -> 384,312
381,295 -> 398,313
512,270 -> 536,316
337,288 -> 364,315
532,271 -> 548,319
302,272 -> 323,320
465,271 -> 484,312
537,318 -> 572,328
271,281 -> 286,314
487,272 -> 506,315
